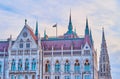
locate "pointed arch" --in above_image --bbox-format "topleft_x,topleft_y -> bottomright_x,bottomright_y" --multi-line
20,39 -> 23,42
32,58 -> 36,70
84,59 -> 90,72
25,59 -> 29,70
11,59 -> 16,71
64,60 -> 70,73
26,38 -> 30,42
55,60 -> 60,73
74,59 -> 80,73
45,60 -> 50,73
18,59 -> 22,71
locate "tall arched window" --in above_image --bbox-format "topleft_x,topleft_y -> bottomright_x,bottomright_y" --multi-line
25,59 -> 29,71
84,59 -> 90,72
18,59 -> 22,71
74,60 -> 80,73
32,59 -> 36,70
0,62 -> 2,72
45,60 -> 50,73
64,60 -> 70,73
32,75 -> 35,79
55,60 -> 60,73
11,59 -> 16,71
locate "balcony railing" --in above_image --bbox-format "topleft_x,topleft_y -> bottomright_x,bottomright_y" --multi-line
9,70 -> 36,74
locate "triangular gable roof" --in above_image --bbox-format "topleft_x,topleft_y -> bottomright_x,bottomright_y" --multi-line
12,22 -> 38,47
26,24 -> 37,42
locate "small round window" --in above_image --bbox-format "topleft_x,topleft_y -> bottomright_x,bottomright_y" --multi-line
23,32 -> 27,37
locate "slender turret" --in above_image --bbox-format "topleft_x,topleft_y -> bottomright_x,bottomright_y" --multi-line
99,28 -> 112,79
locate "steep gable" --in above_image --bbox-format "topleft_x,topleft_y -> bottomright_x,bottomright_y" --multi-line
11,22 -> 38,49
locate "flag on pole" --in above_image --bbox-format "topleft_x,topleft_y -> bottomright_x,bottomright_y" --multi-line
52,23 -> 57,37
52,24 -> 57,27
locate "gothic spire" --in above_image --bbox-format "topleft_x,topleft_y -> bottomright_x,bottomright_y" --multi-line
74,27 -> 76,34
99,28 -> 112,79
90,29 -> 93,45
44,29 -> 47,39
35,21 -> 38,37
68,10 -> 73,32
102,27 -> 106,42
85,17 -> 89,35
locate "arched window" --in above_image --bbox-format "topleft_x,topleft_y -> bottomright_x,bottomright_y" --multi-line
103,64 -> 105,72
18,59 -> 22,71
55,60 -> 60,73
25,59 -> 29,71
32,75 -> 35,79
64,60 -> 70,73
74,60 -> 80,73
11,59 -> 16,71
32,59 -> 36,70
84,59 -> 90,72
45,60 -> 50,73
0,62 -> 2,72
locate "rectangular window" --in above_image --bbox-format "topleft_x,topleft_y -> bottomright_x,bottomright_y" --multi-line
75,75 -> 80,79
84,75 -> 90,79
19,43 -> 23,48
45,76 -> 50,79
26,43 -> 30,48
55,76 -> 60,79
84,50 -> 90,56
65,76 -> 70,79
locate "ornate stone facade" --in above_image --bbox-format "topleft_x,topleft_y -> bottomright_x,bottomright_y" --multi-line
0,13 -> 112,79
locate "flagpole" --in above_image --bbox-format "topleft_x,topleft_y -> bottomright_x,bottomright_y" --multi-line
56,24 -> 57,38
53,23 -> 57,38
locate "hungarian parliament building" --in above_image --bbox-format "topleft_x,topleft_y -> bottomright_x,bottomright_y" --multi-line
0,13 -> 112,79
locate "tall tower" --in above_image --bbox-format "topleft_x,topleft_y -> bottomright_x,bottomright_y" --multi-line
99,28 -> 112,79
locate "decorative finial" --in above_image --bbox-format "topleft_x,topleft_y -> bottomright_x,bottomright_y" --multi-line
68,9 -> 73,32
35,21 -> 38,37
25,19 -> 27,24
85,17 -> 89,35
102,27 -> 105,42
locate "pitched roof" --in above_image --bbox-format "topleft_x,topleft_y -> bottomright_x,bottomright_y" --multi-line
24,24 -> 37,44
0,41 -> 9,52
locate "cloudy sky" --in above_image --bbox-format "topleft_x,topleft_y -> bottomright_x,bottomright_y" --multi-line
0,0 -> 120,78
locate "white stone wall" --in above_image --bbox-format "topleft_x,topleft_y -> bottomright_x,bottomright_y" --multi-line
0,52 -> 8,79
43,43 -> 96,79
8,26 -> 42,79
